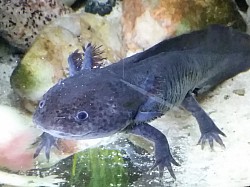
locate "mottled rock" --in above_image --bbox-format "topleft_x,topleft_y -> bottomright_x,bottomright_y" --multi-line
0,0 -> 72,51
122,0 -> 246,53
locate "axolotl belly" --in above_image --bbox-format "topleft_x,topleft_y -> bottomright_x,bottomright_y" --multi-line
33,25 -> 250,179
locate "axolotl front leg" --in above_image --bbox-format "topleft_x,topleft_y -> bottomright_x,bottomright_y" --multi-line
67,43 -> 97,74
128,122 -> 180,179
33,132 -> 57,160
123,74 -> 180,179
34,43 -> 97,159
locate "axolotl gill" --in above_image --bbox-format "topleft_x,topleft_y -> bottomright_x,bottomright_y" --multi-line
33,25 -> 250,179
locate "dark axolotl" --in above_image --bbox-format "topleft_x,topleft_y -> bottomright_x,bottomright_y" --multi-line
33,25 -> 250,179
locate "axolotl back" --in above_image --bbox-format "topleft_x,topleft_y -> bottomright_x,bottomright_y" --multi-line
33,25 -> 250,179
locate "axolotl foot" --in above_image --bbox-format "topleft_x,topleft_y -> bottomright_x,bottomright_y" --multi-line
150,143 -> 180,179
128,122 -> 180,179
33,132 -> 58,160
182,92 -> 226,150
197,123 -> 226,150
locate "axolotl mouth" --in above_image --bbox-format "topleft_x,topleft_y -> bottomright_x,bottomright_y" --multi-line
35,124 -> 94,140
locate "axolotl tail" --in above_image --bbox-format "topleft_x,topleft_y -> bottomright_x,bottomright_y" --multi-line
193,51 -> 250,95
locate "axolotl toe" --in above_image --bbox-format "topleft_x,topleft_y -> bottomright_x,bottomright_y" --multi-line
33,25 -> 250,179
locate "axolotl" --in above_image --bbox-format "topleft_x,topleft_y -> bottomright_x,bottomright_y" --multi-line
33,25 -> 250,179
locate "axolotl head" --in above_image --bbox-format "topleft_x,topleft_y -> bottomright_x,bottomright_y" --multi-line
33,69 -> 142,140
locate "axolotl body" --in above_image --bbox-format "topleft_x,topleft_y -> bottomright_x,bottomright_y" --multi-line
33,25 -> 250,179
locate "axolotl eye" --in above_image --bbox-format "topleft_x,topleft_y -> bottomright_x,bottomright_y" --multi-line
75,111 -> 88,123
39,100 -> 45,108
